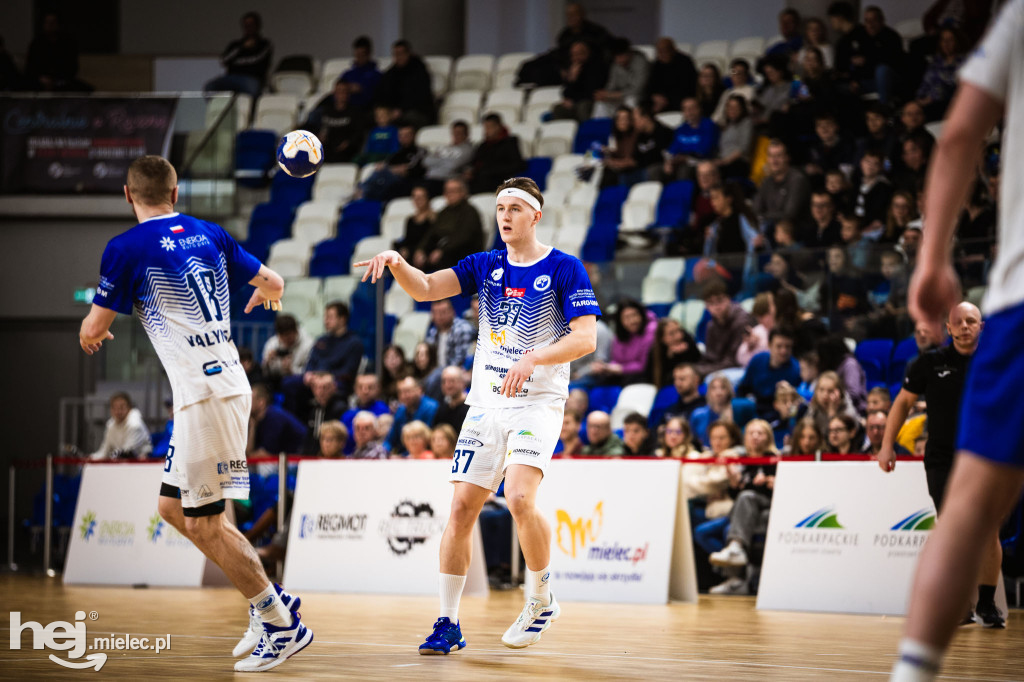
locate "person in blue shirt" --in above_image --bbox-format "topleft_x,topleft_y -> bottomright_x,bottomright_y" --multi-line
690,373 -> 757,447
248,384 -> 307,456
662,97 -> 719,182
281,301 -> 364,414
77,155 -> 310,672
735,328 -> 802,417
385,375 -> 439,455
341,374 -> 390,454
340,35 -> 382,111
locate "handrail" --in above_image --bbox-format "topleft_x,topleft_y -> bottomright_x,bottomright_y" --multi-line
180,92 -> 238,176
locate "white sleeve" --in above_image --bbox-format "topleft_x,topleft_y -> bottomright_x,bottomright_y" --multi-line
958,0 -> 1022,102
90,418 -> 115,460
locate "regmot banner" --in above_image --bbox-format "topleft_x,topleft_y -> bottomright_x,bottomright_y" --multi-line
0,96 -> 177,193
536,459 -> 680,604
284,460 -> 487,595
64,464 -> 208,587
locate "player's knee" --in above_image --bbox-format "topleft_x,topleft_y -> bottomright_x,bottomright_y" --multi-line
448,496 -> 479,531
157,496 -> 186,533
505,490 -> 535,519
183,514 -> 222,544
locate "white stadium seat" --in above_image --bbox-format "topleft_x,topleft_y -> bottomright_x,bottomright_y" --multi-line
267,239 -> 312,278
252,94 -> 299,135
523,86 -> 563,123
415,124 -> 451,150
439,89 -> 483,125
291,201 -> 339,246
323,275 -> 359,307
424,55 -> 453,96
385,286 -> 415,317
280,277 -> 324,336
648,257 -> 687,281
635,44 -> 655,61
350,236 -> 392,272
272,71 -> 314,98
655,111 -> 683,129
694,40 -> 729,72
535,120 -> 578,158
611,383 -> 658,429
620,181 -> 663,231
313,163 -> 358,202
508,122 -> 538,157
452,54 -> 495,91
319,57 -> 350,92
392,311 -> 432,357
730,37 -> 765,59
381,196 -> 417,242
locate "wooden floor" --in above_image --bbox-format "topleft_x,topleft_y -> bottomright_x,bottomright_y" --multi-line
1,574 -> 1021,680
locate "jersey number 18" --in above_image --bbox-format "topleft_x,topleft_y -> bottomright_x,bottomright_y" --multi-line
185,269 -> 224,323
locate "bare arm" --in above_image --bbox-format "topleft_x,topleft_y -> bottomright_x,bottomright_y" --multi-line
79,305 -> 119,354
355,249 -> 461,302
500,315 -> 598,398
244,264 -> 285,314
877,387 -> 918,472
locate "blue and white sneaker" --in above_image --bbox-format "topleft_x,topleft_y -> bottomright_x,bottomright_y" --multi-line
233,584 -> 301,657
501,594 -> 560,648
234,612 -> 313,672
418,617 -> 467,655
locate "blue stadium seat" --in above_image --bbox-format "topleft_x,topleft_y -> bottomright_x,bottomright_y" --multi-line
653,180 -> 694,228
573,118 -> 613,154
244,202 -> 293,261
855,339 -> 894,387
588,385 -> 623,414
647,384 -> 681,428
308,239 -> 352,277
889,336 -> 918,384
581,221 -> 618,262
341,199 -> 383,224
269,171 -> 315,210
525,157 -> 553,191
235,130 -> 278,188
591,185 -> 630,225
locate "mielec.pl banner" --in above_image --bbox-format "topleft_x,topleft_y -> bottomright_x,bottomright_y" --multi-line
0,96 -> 177,193
64,463 -> 207,587
536,459 -> 680,604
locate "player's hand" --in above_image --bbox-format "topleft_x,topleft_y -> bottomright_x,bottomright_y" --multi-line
80,331 -> 114,355
244,288 -> 281,314
501,353 -> 537,398
877,444 -> 897,472
355,250 -> 402,283
908,262 -> 960,343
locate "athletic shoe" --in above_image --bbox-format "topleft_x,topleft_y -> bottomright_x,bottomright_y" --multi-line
709,577 -> 749,595
709,541 -> 749,568
418,617 -> 467,655
234,612 -> 313,672
501,594 -> 561,649
233,585 -> 301,657
975,602 -> 1006,629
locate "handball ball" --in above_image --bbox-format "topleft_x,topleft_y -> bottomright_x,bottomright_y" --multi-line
276,130 -> 323,178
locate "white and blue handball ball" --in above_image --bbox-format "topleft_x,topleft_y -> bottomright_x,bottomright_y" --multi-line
276,130 -> 324,178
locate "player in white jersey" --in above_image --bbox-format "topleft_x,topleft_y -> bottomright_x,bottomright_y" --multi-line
357,177 -> 601,653
78,156 -> 312,673
891,2 -> 1024,680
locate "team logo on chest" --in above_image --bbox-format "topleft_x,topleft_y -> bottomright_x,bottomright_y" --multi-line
491,268 -> 504,281
533,275 -> 551,292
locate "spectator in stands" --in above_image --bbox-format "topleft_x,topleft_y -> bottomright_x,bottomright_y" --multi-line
341,36 -> 382,111
753,139 -> 811,231
882,190 -> 916,244
859,5 -> 905,104
631,104 -> 675,182
866,386 -> 892,414
434,366 -> 470,432
645,37 -> 697,114
829,1 -> 869,87
300,372 -> 347,454
692,420 -> 744,559
566,388 -> 590,420
897,101 -> 935,163
551,41 -> 608,122
431,424 -> 458,461
376,40 -> 435,127
657,416 -> 701,459
661,364 -> 707,427
703,183 -> 763,284
714,95 -> 754,183
303,80 -> 368,164
804,190 -> 842,249
824,168 -> 854,212
817,336 -> 867,412
395,186 -> 435,262
663,97 -> 719,182
401,420 -> 434,459
736,328 -> 801,416
827,413 -> 862,454
866,248 -> 910,337
891,133 -> 930,196
695,64 -> 725,120
593,38 -> 649,119
769,380 -> 806,448
248,384 -> 307,457
855,102 -> 899,170
300,301 -> 364,403
424,299 -> 477,390
796,17 -> 834,72
854,148 -> 893,233
464,114 -> 526,195
316,420 -> 347,459
26,12 -> 92,92
915,27 -> 964,122
766,7 -> 804,61
413,178 -> 484,271
694,278 -> 755,376
411,342 -> 437,384
583,411 -> 626,456
261,314 -> 314,390
622,413 -> 653,456
380,344 -> 411,405
755,55 -> 794,131
839,211 -> 873,272
359,123 -> 425,202
589,299 -> 657,385
806,370 -> 860,438
824,241 -> 871,329
555,410 -> 584,457
385,376 -> 438,455
737,294 -> 775,364
351,411 -> 388,459
203,11 -> 271,99
341,374 -> 389,454
691,373 -> 757,447
422,121 -> 473,197
784,416 -> 823,455
685,161 -> 721,252
864,409 -> 888,455
571,318 -> 614,385
90,392 -> 152,460
805,113 -> 855,178
599,107 -> 640,188
358,106 -> 400,164
712,59 -> 756,126
797,350 -> 819,401
557,2 -> 612,63
649,318 -> 700,389
238,346 -> 263,386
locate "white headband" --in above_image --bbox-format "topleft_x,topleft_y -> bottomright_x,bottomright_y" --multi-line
496,187 -> 541,212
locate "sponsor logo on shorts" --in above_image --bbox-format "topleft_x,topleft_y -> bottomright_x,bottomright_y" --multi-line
467,412 -> 484,423
510,448 -> 541,457
298,512 -> 368,540
458,437 -> 485,448
379,501 -> 446,556
195,484 -> 213,500
216,460 -> 248,474
505,287 -> 526,297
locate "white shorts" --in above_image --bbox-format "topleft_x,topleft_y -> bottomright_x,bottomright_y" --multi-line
161,393 -> 251,512
450,403 -> 563,492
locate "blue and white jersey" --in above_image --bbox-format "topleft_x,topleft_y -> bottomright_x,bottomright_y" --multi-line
93,213 -> 262,411
452,247 -> 601,408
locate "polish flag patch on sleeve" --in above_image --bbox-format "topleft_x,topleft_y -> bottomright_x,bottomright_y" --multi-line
170,225 -> 185,233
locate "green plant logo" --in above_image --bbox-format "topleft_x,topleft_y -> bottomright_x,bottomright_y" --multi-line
79,511 -> 97,540
795,507 -> 844,529
147,513 -> 164,542
891,509 -> 936,531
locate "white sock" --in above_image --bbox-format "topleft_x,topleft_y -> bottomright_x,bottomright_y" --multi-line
249,584 -> 292,628
526,566 -> 551,604
891,638 -> 942,682
439,573 -> 467,622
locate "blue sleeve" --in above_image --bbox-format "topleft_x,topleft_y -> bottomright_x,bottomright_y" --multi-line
385,407 -> 405,451
451,252 -> 487,297
667,130 -> 683,155
557,257 -> 601,324
95,240 -> 136,315
211,223 -> 262,291
421,398 -> 438,427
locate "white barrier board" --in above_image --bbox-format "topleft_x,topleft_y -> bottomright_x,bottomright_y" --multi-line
64,464 -> 207,587
537,459 -> 680,604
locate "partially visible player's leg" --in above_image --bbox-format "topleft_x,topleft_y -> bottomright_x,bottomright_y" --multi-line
974,533 -> 1005,628
893,453 -> 1024,680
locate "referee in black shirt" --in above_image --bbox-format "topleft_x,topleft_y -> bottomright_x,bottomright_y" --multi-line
879,301 -> 1003,627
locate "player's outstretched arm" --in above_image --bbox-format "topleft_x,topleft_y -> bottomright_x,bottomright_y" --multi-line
500,315 -> 598,398
79,305 -> 118,355
878,387 -> 918,472
245,264 -> 285,314
355,249 -> 461,302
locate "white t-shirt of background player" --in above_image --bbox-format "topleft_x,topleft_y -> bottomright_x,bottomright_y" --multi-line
959,0 -> 1024,315
452,247 -> 601,408
93,213 -> 263,412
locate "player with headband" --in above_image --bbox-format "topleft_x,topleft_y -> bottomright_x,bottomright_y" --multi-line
357,177 -> 601,653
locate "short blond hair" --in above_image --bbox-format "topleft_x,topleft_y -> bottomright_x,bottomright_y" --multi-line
401,420 -> 432,446
494,176 -> 543,208
319,420 -> 348,445
126,155 -> 177,206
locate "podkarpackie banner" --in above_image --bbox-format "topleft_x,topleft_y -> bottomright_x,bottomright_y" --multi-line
0,96 -> 177,193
